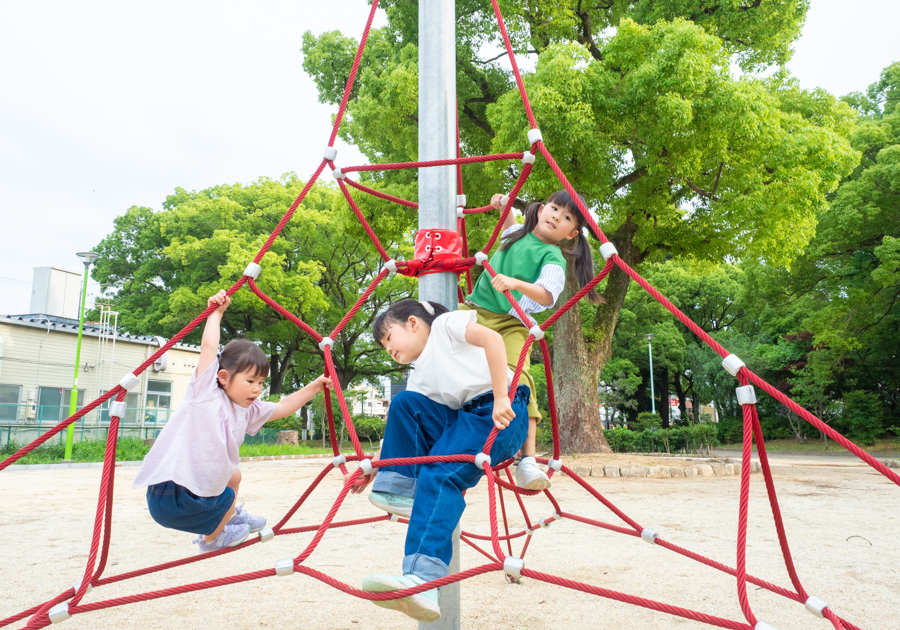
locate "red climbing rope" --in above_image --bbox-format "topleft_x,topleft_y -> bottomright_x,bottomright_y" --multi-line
2,1 -> 892,628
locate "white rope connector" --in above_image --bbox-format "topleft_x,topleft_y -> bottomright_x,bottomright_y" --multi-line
474,452 -> 491,470
332,167 -> 346,180
275,558 -> 295,577
257,527 -> 275,543
48,602 -> 70,624
804,596 -> 828,618
529,325 -> 545,341
457,207 -> 465,218
118,373 -> 140,392
641,528 -> 659,544
722,354 -> 745,377
384,259 -> 398,273
72,580 -> 92,595
243,262 -> 262,279
599,242 -> 618,261
456,194 -> 466,207
109,401 -> 127,419
358,458 -> 374,475
390,513 -> 400,522
332,454 -> 347,468
735,385 -> 757,406
754,622 -> 779,630
522,151 -> 536,164
323,146 -> 338,162
547,458 -> 562,471
499,194 -> 510,208
474,252 -> 488,266
318,336 -> 334,351
527,128 -> 543,144
503,556 -> 524,579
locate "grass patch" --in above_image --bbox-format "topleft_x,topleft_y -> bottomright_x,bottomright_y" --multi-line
720,437 -> 900,454
1,437 -> 152,465
1,438 -> 379,465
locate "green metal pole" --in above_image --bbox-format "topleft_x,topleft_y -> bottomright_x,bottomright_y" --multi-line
64,267 -> 91,460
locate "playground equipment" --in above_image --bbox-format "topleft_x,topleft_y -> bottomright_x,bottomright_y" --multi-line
2,1 -> 898,628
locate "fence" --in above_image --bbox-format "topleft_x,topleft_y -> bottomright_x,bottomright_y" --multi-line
0,404 -> 171,449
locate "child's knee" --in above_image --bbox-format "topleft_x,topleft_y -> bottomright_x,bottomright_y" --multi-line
229,468 -> 242,487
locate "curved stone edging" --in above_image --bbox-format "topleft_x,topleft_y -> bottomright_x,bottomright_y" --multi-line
565,459 -> 762,479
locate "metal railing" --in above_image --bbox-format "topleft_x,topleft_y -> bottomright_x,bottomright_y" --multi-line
0,404 -> 171,448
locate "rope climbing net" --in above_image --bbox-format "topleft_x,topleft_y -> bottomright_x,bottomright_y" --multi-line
3,1 -> 899,628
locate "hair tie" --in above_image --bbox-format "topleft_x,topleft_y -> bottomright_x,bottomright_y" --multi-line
419,301 -> 435,315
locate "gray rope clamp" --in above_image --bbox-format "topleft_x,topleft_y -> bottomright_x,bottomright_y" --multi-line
275,558 -> 295,577
503,556 -> 524,579
243,262 -> 261,279
257,527 -> 275,543
318,337 -> 334,352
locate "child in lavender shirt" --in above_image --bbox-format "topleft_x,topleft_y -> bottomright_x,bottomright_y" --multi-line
134,290 -> 331,553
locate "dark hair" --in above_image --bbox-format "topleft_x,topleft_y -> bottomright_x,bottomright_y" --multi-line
372,299 -> 450,347
500,189 -> 603,305
218,339 -> 269,387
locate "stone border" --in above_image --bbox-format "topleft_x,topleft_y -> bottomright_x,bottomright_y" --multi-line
564,458 -> 762,479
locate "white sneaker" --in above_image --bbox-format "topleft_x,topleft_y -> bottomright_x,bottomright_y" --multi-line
515,456 -> 551,490
362,573 -> 440,622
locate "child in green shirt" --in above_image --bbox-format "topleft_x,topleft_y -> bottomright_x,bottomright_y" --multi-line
463,189 -> 602,489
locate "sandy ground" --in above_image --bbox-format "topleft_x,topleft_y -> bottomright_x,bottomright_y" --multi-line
1,456 -> 898,630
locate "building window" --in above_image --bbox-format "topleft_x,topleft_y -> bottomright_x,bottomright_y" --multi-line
37,387 -> 85,424
145,380 -> 173,425
0,384 -> 21,422
99,392 -> 141,425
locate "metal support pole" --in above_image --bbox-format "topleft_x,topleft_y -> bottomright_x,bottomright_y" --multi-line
418,1 -> 459,628
418,0 -> 458,310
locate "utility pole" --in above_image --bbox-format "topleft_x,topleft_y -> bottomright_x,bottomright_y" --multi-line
64,252 -> 101,461
418,1 -> 459,628
645,333 -> 656,415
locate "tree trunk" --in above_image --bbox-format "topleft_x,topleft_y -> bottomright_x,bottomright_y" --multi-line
674,374 -> 688,424
554,252 -> 611,454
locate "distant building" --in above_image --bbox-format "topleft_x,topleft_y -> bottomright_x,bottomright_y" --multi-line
347,384 -> 389,420
0,313 -> 201,446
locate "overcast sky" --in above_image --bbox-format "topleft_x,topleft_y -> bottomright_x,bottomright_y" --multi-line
1,0 -> 898,316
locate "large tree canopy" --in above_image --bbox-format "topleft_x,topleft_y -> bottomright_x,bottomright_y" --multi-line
92,175 -> 415,393
301,0 -> 858,452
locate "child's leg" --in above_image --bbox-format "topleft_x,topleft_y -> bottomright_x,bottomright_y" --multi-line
521,418 -> 538,457
403,387 -> 530,581
202,468 -> 240,542
371,391 -> 455,499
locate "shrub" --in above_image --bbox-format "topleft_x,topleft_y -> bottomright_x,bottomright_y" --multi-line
630,412 -> 661,432
843,390 -> 883,445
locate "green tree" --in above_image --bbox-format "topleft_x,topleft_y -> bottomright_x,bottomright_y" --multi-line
741,63 -> 900,436
92,175 -> 416,394
302,1 -> 858,452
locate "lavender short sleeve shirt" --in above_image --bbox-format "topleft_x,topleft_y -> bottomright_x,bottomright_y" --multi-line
133,359 -> 276,497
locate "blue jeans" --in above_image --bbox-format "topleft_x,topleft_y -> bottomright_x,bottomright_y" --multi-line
372,386 -> 530,582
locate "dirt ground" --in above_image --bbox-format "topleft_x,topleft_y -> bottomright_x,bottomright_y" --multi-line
1,455 -> 898,630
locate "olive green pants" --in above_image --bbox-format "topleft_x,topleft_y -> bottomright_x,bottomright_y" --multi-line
459,304 -> 541,422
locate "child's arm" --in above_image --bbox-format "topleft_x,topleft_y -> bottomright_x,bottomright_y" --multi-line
489,274 -> 554,306
196,290 -> 230,376
269,375 -> 333,421
492,193 -> 518,232
464,321 -> 516,430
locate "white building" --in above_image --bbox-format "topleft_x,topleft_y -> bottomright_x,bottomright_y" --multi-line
347,384 -> 389,420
